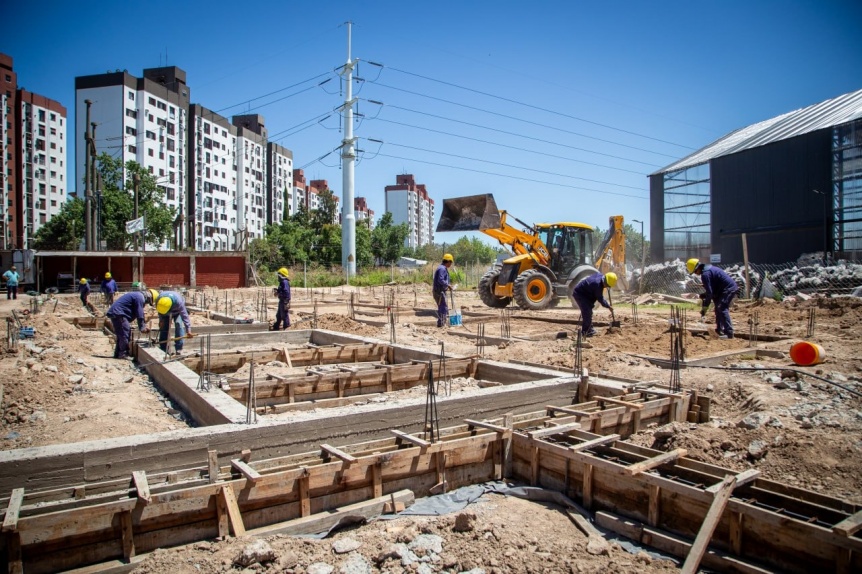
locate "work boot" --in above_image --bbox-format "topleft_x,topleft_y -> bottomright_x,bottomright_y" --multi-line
584,329 -> 597,337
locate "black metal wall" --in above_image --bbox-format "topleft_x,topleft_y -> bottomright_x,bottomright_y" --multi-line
649,174 -> 665,262
710,129 -> 833,263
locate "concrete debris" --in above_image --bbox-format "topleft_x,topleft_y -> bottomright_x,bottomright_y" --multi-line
332,537 -> 363,554
338,552 -> 373,574
737,412 -> 772,430
652,422 -> 686,439
585,536 -> 610,556
68,375 -> 85,384
234,539 -> 276,567
748,440 -> 768,460
307,563 -> 335,574
408,534 -> 444,556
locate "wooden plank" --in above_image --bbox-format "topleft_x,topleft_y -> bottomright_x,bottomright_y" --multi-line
219,485 -> 246,536
465,419 -> 511,435
707,469 -> 759,494
834,509 -> 862,537
298,474 -> 310,517
582,463 -> 594,510
597,396 -> 644,410
570,434 -> 619,452
230,459 -> 262,484
648,484 -> 660,527
503,413 -> 514,479
120,510 -> 135,560
7,531 -> 22,574
528,422 -> 582,440
625,448 -> 687,476
729,510 -> 743,555
131,471 -> 151,505
283,346 -> 293,368
2,488 -> 24,532
250,489 -> 414,537
207,450 -> 219,484
391,429 -> 430,448
545,405 -> 600,419
372,463 -> 382,498
530,445 -> 540,486
320,444 -> 357,466
215,484 -> 229,538
681,475 -> 738,574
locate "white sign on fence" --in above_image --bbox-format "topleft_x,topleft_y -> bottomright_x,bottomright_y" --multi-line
125,216 -> 145,234
710,253 -> 721,263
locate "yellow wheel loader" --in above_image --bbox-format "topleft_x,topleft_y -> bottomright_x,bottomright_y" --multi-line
436,193 -> 626,311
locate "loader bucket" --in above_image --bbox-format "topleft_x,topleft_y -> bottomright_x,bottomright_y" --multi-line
436,194 -> 501,232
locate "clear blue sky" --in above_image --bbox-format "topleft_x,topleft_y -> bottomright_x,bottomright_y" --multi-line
4,0 -> 861,241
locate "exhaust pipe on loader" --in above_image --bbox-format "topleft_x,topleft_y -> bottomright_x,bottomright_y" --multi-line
436,194 -> 502,232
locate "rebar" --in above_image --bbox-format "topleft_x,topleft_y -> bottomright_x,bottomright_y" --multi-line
749,311 -> 760,348
423,359 -> 440,443
389,307 -> 397,344
807,308 -> 816,338
574,328 -> 583,377
438,341 -> 451,396
501,308 -> 512,339
476,322 -> 485,358
6,320 -> 18,352
668,306 -> 683,393
631,303 -> 639,326
348,293 -> 355,320
246,353 -> 257,424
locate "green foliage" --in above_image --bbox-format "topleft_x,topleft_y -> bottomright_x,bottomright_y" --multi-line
33,198 -> 85,249
355,221 -> 374,267
405,236 -> 504,265
623,223 -> 650,266
311,188 -> 338,230
371,212 -> 409,264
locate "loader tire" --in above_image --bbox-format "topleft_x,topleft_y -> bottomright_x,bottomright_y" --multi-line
513,269 -> 554,311
478,264 -> 512,308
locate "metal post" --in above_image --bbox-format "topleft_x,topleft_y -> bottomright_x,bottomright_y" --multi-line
632,219 -> 646,294
340,21 -> 357,276
84,100 -> 92,251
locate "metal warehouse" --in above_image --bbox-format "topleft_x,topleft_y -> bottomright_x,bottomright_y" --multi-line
649,88 -> 862,264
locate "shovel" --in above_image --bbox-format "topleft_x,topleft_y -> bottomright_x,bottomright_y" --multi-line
608,289 -> 621,328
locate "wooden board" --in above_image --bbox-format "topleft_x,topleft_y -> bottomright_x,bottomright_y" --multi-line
681,475 -> 737,574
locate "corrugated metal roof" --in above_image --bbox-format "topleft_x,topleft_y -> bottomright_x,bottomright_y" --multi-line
652,88 -> 862,176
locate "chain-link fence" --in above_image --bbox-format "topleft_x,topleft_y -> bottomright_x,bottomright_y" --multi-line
633,258 -> 862,299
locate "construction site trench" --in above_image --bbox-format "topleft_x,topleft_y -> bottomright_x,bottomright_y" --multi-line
1,284 -> 861,573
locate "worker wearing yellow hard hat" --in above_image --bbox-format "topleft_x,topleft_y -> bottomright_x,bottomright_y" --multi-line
572,271 -> 616,337
78,278 -> 91,309
272,267 -> 292,330
432,254 -> 455,327
155,290 -> 193,354
687,258 -> 739,339
100,272 -> 117,305
106,291 -> 153,360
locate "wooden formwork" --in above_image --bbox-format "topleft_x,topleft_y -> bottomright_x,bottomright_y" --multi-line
1,392 -> 859,573
182,342 -> 391,374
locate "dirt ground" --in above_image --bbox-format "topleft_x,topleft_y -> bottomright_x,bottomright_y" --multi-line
2,284 -> 861,572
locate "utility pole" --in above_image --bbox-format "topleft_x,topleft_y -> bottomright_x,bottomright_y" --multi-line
91,122 -> 98,250
340,21 -> 357,278
133,173 -> 141,251
84,100 -> 92,251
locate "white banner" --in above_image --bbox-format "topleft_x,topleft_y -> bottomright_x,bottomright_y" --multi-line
125,216 -> 145,234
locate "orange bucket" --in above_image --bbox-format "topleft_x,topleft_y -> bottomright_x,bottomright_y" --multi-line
789,341 -> 825,366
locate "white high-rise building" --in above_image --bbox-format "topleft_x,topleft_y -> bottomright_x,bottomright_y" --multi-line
232,114 -> 267,240
75,67 -> 190,233
384,174 -> 435,248
1,53 -> 67,248
267,142 -> 293,223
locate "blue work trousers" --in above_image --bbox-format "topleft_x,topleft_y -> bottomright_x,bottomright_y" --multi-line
573,294 -> 596,335
110,315 -> 132,359
6,286 -> 17,300
433,291 -> 448,327
159,315 -> 186,353
714,291 -> 737,336
273,299 -> 291,330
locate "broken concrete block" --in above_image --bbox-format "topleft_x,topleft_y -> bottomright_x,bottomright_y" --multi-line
234,539 -> 276,567
332,537 -> 362,554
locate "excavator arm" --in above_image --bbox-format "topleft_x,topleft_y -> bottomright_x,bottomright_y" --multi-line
594,215 -> 627,288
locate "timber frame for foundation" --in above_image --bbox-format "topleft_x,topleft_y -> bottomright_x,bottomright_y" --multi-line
0,391 -> 859,573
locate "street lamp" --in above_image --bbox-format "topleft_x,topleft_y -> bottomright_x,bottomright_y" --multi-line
813,189 -> 828,265
631,219 -> 646,294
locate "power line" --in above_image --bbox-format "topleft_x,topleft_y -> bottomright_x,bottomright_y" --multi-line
372,152 -> 648,200
371,140 -> 645,192
370,64 -> 696,150
369,86 -> 680,159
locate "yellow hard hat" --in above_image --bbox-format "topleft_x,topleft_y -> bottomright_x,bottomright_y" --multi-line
79,278 -> 87,284
277,267 -> 289,278
157,296 -> 173,315
442,253 -> 454,263
604,272 -> 618,288
686,258 -> 701,274
148,289 -> 160,305
104,272 -> 112,279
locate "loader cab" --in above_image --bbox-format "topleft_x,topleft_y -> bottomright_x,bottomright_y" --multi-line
537,224 -> 594,276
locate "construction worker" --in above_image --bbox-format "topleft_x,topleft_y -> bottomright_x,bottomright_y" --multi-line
433,254 -> 454,328
106,290 -> 154,360
271,267 -> 292,330
2,265 -> 19,300
687,258 -> 738,339
79,278 -> 91,308
156,291 -> 193,354
572,272 -> 616,337
101,272 -> 117,305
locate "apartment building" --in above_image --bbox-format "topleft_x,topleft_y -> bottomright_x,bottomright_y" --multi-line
1,53 -> 67,248
354,197 -> 375,230
384,174 -> 434,248
267,142 -> 293,223
231,114 -> 268,241
75,66 -> 190,234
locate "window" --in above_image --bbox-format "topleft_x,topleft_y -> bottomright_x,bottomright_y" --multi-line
126,108 -> 137,119
4,75 -> 10,82
166,188 -> 175,201
204,123 -> 210,134
126,126 -> 136,136
159,169 -> 164,177
128,91 -> 135,100
169,107 -> 175,119
148,114 -> 154,122
166,123 -> 174,136
148,97 -> 156,106
51,200 -> 57,207
50,142 -> 56,150
159,151 -> 164,159
128,145 -> 136,153
38,110 -> 45,122
50,156 -> 56,164
50,113 -> 56,122
50,127 -> 56,135
51,186 -> 56,194
169,155 -> 175,168
145,130 -> 155,140
38,126 -> 45,136
148,148 -> 154,157
166,139 -> 175,152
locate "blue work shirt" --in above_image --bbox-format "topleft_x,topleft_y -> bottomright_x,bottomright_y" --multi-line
157,291 -> 192,331
573,273 -> 611,308
2,270 -> 19,286
432,264 -> 450,293
107,292 -> 147,329
101,278 -> 117,294
277,276 -> 291,301
700,265 -> 738,307
79,282 -> 91,296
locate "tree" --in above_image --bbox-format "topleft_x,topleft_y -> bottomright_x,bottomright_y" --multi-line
33,198 -> 85,250
371,212 -> 409,264
623,223 -> 650,266
355,220 -> 373,268
311,189 -> 338,230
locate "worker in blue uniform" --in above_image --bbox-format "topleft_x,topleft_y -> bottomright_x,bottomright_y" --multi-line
106,290 -> 154,360
79,278 -> 91,308
271,267 -> 292,330
101,272 -> 117,305
572,272 -> 617,337
687,258 -> 739,339
432,254 -> 454,327
156,291 -> 193,354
